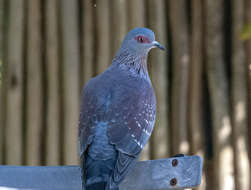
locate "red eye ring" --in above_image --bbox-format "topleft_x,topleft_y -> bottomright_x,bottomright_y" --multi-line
135,35 -> 150,43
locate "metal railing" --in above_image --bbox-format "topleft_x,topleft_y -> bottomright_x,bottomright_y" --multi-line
0,155 -> 202,190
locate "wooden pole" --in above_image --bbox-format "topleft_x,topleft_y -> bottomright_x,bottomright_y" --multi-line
205,0 -> 234,189
168,0 -> 190,155
60,0 -> 80,165
110,0 -> 128,57
244,0 -> 251,187
5,0 -> 24,165
0,0 -> 3,60
127,0 -> 146,29
44,0 -> 60,165
147,0 -> 169,159
81,0 -> 95,86
189,1 -> 205,189
189,0 -> 204,157
95,0 -> 111,74
0,0 -> 6,164
231,0 -> 250,189
25,0 -> 43,165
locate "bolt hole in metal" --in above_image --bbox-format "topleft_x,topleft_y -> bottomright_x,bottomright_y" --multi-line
170,178 -> 177,186
172,159 -> 178,167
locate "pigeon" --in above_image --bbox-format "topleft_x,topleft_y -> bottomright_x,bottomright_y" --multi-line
79,27 -> 165,190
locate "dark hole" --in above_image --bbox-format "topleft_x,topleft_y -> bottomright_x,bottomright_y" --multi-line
172,159 -> 178,167
170,178 -> 177,186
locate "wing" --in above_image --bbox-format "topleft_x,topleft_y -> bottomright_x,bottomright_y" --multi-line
106,151 -> 139,189
107,79 -> 156,157
78,75 -> 113,156
106,78 -> 156,186
79,79 -> 99,189
78,80 -> 96,157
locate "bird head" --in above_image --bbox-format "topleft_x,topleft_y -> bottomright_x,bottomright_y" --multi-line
120,27 -> 165,55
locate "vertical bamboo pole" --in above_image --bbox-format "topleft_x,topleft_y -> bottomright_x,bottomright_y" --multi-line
244,0 -> 251,188
244,0 -> 251,169
205,0 -> 234,189
189,1 -> 205,189
5,0 -> 24,165
95,0 -> 111,74
0,76 -> 3,164
45,0 -> 60,165
168,0 -> 190,155
60,0 -> 80,164
110,0 -> 128,56
0,0 -> 6,164
127,0 -> 149,160
25,0 -> 42,165
81,0 -> 95,85
127,0 -> 146,29
147,0 -> 169,159
231,0 -> 250,189
189,0 -> 204,157
0,0 -> 3,60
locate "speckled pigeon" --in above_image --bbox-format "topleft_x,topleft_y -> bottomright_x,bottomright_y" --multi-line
79,27 -> 165,190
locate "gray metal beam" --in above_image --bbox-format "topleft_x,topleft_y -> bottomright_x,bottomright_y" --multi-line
0,155 -> 202,190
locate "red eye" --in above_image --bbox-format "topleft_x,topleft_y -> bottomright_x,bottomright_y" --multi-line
138,36 -> 144,43
135,35 -> 150,43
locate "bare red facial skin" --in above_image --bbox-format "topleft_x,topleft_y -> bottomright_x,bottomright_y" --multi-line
134,35 -> 150,44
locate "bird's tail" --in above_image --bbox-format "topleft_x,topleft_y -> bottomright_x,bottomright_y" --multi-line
85,182 -> 119,190
82,155 -> 119,190
105,180 -> 119,190
86,182 -> 106,190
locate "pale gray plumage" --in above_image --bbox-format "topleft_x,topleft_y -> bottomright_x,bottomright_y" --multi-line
78,27 -> 165,190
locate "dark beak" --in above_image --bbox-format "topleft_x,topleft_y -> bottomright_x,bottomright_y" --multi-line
153,41 -> 165,50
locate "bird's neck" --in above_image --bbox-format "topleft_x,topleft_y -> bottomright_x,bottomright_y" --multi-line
112,50 -> 150,79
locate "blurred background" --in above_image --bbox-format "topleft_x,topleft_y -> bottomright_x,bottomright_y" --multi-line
0,0 -> 251,189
